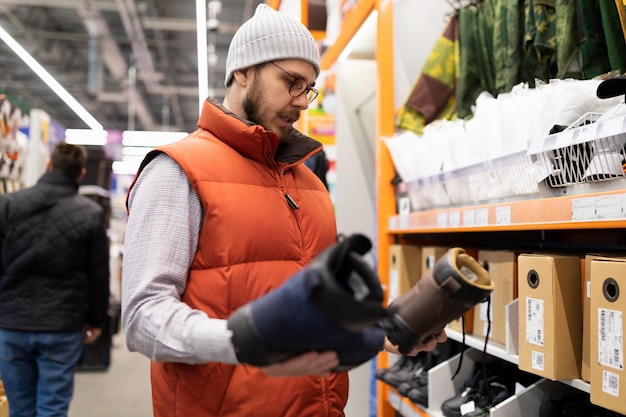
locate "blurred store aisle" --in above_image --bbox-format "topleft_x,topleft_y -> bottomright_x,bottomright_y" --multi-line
69,333 -> 152,417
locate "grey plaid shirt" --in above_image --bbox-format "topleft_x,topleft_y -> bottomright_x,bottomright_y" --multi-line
122,153 -> 239,364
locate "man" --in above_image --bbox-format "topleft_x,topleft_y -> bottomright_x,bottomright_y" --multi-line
0,142 -> 110,417
122,4 -> 445,417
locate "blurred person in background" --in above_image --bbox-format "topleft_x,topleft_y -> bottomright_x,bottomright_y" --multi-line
0,142 -> 110,417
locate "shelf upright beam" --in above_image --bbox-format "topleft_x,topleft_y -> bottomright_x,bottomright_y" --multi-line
374,1 -> 415,417
616,0 -> 626,42
267,0 -> 282,10
320,0 -> 375,70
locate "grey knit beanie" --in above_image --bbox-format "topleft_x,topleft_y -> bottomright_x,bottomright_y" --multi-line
224,4 -> 321,87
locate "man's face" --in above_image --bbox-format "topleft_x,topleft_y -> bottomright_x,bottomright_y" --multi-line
242,60 -> 316,141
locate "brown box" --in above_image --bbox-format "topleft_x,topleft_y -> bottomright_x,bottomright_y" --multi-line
473,250 -> 517,345
0,396 -> 7,417
582,255 -> 618,382
388,244 -> 422,303
590,258 -> 626,414
421,246 -> 449,273
518,253 -> 582,380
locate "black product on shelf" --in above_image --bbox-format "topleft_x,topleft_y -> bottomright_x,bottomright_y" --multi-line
378,354 -> 426,389
403,348 -> 450,407
80,145 -> 113,190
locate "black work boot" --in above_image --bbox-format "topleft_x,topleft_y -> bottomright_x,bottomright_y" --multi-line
227,234 -> 390,371
382,248 -> 494,354
380,353 -> 427,389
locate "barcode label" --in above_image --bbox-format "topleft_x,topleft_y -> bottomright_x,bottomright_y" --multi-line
479,300 -> 490,321
603,370 -> 620,397
532,351 -> 544,371
388,269 -> 399,303
598,308 -> 624,370
526,297 -> 544,346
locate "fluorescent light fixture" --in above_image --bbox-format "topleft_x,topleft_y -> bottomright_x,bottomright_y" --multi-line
122,146 -> 153,157
112,160 -> 141,175
196,0 -> 209,114
338,10 -> 378,63
65,128 -> 108,145
0,25 -> 104,130
121,130 -> 187,147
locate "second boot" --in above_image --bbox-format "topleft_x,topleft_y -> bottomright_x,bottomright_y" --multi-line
383,248 -> 494,354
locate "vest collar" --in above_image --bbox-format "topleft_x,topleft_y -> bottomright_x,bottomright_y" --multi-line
198,98 -> 322,167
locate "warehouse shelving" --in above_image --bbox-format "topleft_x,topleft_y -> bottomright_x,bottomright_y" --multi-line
318,1 -> 626,416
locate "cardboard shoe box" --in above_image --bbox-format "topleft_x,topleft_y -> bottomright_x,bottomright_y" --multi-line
518,253 -> 582,381
473,250 -> 517,346
582,254 -> 617,382
590,257 -> 626,415
0,396 -> 7,417
388,244 -> 422,304
0,378 -> 4,417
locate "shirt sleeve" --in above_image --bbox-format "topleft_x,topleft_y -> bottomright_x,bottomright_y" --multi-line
121,153 -> 239,364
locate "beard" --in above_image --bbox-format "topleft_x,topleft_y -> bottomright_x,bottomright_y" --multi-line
242,76 -> 300,142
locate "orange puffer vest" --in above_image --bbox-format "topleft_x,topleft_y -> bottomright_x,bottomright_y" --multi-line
148,99 -> 348,417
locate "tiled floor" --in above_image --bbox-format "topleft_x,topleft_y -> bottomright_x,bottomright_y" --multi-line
69,333 -> 152,417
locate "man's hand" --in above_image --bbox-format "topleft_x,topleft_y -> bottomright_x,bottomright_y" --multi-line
83,325 -> 103,344
382,329 -> 447,356
260,351 -> 340,378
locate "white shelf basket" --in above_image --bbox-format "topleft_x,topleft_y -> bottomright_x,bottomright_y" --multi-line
527,112 -> 626,197
397,150 -> 538,212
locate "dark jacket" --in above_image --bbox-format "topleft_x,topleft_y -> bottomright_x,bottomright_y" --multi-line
0,172 -> 110,332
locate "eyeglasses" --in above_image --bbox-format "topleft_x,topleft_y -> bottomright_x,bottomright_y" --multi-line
271,61 -> 319,104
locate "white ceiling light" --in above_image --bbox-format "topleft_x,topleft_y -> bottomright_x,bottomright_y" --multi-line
196,0 -> 209,114
112,160 -> 142,175
65,128 -> 108,145
121,130 -> 187,147
0,25 -> 104,130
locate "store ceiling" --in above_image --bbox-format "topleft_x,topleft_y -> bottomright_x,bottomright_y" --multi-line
0,0 -> 265,133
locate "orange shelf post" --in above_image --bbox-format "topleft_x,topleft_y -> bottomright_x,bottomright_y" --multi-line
320,0 -> 375,70
375,0 -> 398,416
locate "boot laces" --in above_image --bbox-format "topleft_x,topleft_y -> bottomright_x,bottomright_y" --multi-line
450,292 -> 492,383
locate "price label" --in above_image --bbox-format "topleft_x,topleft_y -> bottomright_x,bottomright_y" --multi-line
398,197 -> 410,229
496,205 -> 512,225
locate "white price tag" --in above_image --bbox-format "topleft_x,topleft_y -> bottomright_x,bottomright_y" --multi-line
437,211 -> 448,228
496,205 -> 511,225
572,197 -> 596,221
596,194 -> 622,220
475,208 -> 489,226
463,209 -> 475,227
388,269 -> 399,303
398,197 -> 410,229
449,211 -> 461,227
